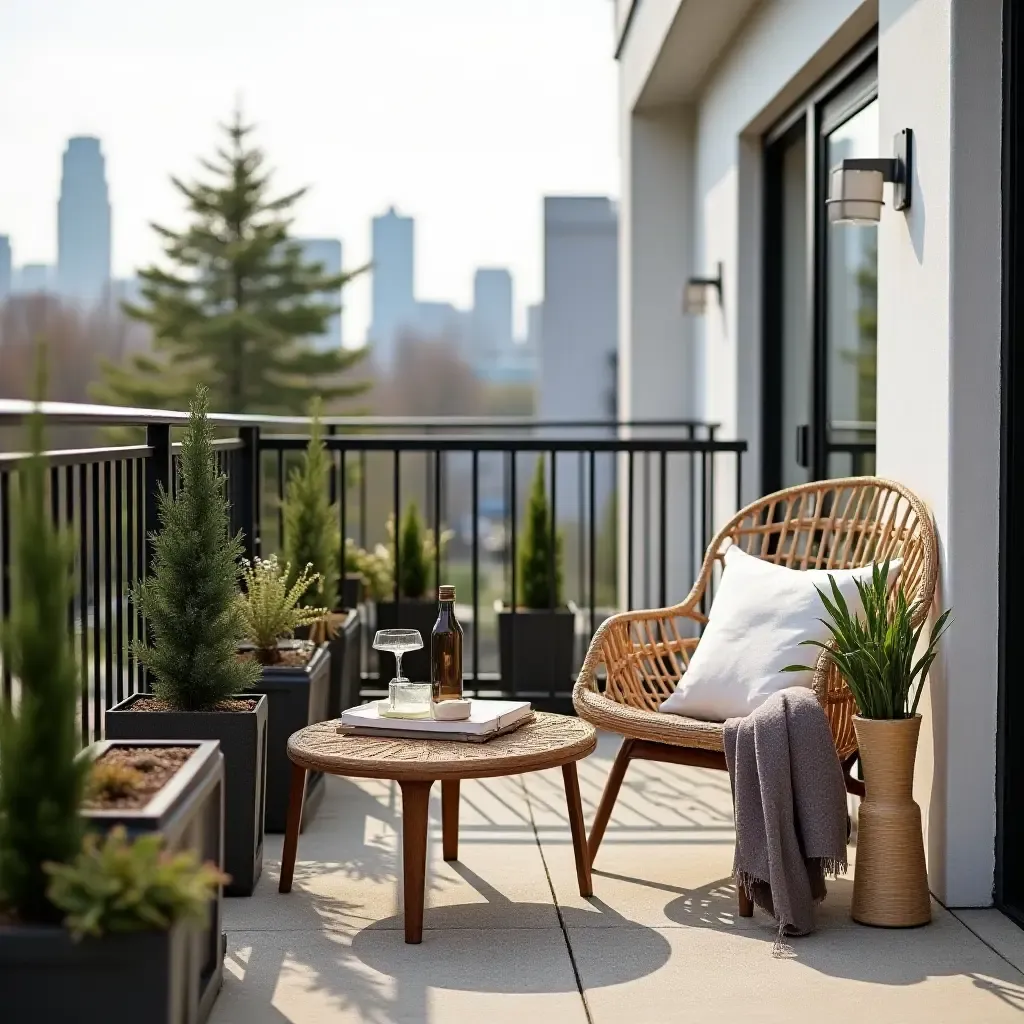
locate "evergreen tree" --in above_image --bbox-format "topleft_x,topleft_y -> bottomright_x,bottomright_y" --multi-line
283,399 -> 340,609
0,363 -> 87,923
95,109 -> 367,414
132,386 -> 260,710
518,458 -> 562,609
397,502 -> 429,600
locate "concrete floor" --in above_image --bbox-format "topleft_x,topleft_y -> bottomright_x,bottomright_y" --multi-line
213,734 -> 1024,1024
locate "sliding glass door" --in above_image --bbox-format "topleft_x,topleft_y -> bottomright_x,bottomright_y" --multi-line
762,42 -> 878,492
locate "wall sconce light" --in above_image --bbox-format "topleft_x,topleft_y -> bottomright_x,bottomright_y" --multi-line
683,262 -> 723,315
826,128 -> 913,226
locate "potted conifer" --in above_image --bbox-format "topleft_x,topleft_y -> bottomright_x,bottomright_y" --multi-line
785,561 -> 951,928
106,387 -> 269,897
283,402 -> 362,717
498,459 -> 576,697
0,379 -> 224,1023
237,555 -> 331,832
374,501 -> 450,684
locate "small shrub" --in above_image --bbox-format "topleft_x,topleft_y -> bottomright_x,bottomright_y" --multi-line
45,827 -> 227,940
518,458 -> 562,609
86,763 -> 146,803
283,400 -> 341,609
398,502 -> 428,599
0,361 -> 87,924
237,555 -> 327,663
132,386 -> 260,710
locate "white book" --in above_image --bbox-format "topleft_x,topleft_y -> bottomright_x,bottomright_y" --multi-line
339,699 -> 533,739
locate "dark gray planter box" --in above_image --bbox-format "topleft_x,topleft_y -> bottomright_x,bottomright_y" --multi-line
81,739 -> 224,1024
498,606 -> 576,698
374,598 -> 436,683
341,572 -> 363,610
328,608 -> 362,717
0,922 -> 193,1024
251,642 -> 330,833
105,694 -> 268,899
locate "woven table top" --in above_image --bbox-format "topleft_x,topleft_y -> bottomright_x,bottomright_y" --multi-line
287,711 -> 597,781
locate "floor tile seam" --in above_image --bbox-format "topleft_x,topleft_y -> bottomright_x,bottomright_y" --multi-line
520,773 -> 595,1024
948,908 -> 1024,980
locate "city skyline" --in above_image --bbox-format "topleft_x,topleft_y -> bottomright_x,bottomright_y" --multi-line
0,0 -> 618,346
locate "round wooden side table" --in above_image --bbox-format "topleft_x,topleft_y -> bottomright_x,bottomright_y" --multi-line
279,712 -> 597,943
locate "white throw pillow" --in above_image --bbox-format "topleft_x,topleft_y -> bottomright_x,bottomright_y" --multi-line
658,545 -> 901,722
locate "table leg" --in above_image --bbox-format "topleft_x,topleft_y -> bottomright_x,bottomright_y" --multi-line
399,780 -> 433,943
278,762 -> 307,894
562,762 -> 593,898
441,779 -> 460,862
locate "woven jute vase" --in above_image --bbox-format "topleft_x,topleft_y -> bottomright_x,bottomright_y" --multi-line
851,714 -> 931,927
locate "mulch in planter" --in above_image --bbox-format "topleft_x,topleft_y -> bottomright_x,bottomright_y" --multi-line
127,697 -> 260,714
84,747 -> 194,811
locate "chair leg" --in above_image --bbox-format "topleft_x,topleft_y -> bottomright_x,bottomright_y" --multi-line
587,738 -> 634,866
737,882 -> 754,918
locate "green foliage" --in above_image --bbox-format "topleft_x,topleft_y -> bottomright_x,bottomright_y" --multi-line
237,555 -> 326,661
93,108 -> 368,415
85,764 -> 146,804
132,386 -> 260,710
45,827 -> 227,941
283,400 -> 340,608
783,560 -> 952,719
346,509 -> 452,602
398,502 -> 428,599
518,458 -> 562,609
0,365 -> 88,923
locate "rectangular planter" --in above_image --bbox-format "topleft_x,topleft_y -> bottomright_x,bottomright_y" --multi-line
327,608 -> 362,717
251,642 -> 331,833
105,694 -> 268,899
0,923 -> 193,1024
82,739 -> 224,1024
374,598 -> 437,684
498,606 -> 577,698
341,572 -> 363,611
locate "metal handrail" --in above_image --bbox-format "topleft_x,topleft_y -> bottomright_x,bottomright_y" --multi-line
0,399 -> 719,432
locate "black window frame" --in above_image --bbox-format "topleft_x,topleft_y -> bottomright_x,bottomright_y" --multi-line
761,33 -> 879,492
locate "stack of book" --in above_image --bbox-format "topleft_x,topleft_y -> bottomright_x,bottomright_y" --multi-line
337,699 -> 533,743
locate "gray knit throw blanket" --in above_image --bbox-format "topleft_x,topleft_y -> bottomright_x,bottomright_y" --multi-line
724,687 -> 848,949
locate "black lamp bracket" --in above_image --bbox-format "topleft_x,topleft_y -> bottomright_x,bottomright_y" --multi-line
834,128 -> 913,212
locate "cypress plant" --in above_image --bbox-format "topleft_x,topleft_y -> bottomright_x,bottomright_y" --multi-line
397,503 -> 428,600
132,386 -> 260,710
0,369 -> 87,923
283,400 -> 340,609
518,458 -> 562,609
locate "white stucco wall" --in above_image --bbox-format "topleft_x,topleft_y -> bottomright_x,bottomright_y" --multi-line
876,0 -> 1003,907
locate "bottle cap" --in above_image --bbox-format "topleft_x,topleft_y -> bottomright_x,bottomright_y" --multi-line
438,585 -> 456,601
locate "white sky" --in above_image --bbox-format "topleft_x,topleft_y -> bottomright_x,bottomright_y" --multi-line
0,0 -> 619,344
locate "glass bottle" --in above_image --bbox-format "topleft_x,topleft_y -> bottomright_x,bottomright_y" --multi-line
431,584 -> 463,702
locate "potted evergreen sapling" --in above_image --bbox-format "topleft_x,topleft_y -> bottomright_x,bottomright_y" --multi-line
784,560 -> 951,928
374,502 -> 450,684
283,402 -> 362,716
0,383 -> 224,1023
106,386 -> 269,898
237,555 -> 331,831
499,459 -> 575,697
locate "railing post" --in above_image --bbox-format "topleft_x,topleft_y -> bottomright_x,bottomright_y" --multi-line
238,425 -> 260,562
144,424 -> 172,572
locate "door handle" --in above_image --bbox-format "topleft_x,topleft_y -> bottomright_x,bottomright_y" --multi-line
796,424 -> 810,468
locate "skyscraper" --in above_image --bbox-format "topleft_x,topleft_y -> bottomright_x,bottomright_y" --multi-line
0,236 -> 11,301
57,136 -> 111,306
296,237 -> 344,350
370,207 -> 415,368
471,268 -> 514,370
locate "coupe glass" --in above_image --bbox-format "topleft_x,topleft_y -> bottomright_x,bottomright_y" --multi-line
372,628 -> 424,686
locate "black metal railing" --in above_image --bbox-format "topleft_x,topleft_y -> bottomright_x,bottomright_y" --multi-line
0,401 -> 747,734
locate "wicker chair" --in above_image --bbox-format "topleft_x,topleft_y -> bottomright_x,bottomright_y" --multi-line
573,477 -> 938,916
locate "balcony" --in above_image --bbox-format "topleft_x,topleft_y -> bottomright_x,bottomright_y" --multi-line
1,402 -> 1021,1023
